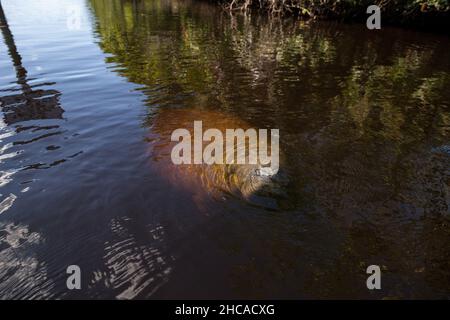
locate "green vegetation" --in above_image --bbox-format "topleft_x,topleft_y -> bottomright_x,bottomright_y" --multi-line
89,0 -> 450,144
220,0 -> 450,31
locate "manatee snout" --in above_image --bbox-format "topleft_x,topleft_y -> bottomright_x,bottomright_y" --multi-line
222,163 -> 289,208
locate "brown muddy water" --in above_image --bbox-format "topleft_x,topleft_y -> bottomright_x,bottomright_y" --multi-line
0,0 -> 449,299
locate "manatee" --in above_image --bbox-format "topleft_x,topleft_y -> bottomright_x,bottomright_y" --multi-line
147,108 -> 287,208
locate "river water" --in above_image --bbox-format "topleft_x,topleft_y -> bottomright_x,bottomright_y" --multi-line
0,0 -> 449,299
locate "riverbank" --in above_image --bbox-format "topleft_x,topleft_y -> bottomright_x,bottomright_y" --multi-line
218,0 -> 449,33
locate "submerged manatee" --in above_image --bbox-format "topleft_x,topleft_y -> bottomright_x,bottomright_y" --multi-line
148,108 -> 287,208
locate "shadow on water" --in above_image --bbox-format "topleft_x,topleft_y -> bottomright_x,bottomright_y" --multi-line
0,2 -> 64,125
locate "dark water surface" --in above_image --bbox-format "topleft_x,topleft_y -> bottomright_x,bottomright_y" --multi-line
0,0 -> 449,299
